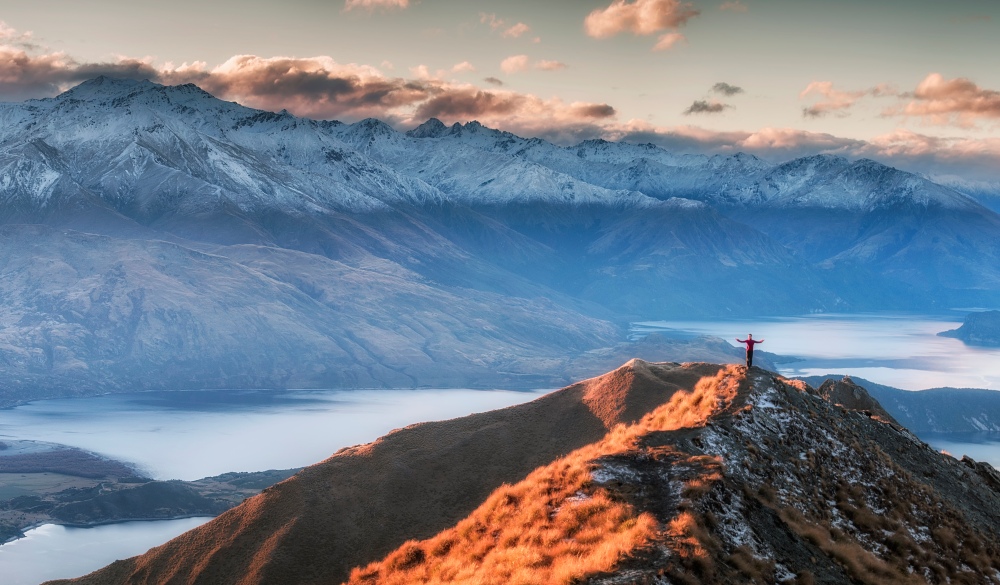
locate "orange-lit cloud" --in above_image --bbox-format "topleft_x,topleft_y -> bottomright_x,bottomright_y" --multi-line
500,55 -> 530,74
606,119 -> 862,157
0,20 -> 36,49
344,0 -> 408,11
605,121 -> 1000,180
500,55 -> 566,74
502,23 -> 532,38
481,14 -> 535,40
480,13 -> 505,30
451,61 -> 476,73
799,81 -> 895,118
892,73 -> 1000,126
585,0 -> 699,39
536,59 -> 568,71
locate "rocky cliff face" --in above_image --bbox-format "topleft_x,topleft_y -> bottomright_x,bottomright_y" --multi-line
53,362 -> 1000,585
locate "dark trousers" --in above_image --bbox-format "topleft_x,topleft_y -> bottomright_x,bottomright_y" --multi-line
746,349 -> 753,368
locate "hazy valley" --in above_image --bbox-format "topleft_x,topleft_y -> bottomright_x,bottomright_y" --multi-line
3,78 -> 1000,403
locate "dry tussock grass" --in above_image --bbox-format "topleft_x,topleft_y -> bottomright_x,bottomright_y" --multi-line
642,364 -> 742,432
345,366 -> 745,584
346,439 -> 656,585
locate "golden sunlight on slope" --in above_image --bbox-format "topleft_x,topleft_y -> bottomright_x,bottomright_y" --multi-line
345,366 -> 745,584
53,361 -> 722,585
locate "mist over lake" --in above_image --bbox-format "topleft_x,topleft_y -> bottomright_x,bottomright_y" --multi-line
0,388 -> 548,481
633,312 -> 1000,391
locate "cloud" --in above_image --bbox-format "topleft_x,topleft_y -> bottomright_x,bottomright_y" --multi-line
500,55 -> 566,74
451,61 -> 476,73
410,88 -> 617,135
585,0 -> 699,39
480,13 -> 505,30
891,73 -> 1000,126
653,32 -> 686,51
409,64 -> 431,79
601,119 -> 871,162
799,81 -> 895,118
683,100 -> 729,115
481,15 -> 536,41
500,55 -> 530,74
3,21 -> 998,182
571,103 -> 617,119
502,23 -> 531,38
344,0 -> 408,11
0,20 -> 37,49
712,82 -> 743,96
719,1 -> 748,12
535,60 -> 568,71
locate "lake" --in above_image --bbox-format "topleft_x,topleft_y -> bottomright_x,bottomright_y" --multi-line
0,388 -> 549,481
0,518 -> 212,585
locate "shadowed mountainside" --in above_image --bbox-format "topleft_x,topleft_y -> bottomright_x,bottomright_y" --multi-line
53,362 -> 1000,585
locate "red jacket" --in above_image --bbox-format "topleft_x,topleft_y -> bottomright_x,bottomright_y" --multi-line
736,337 -> 763,350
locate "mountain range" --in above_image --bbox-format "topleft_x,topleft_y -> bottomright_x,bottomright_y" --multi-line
49,361 -> 1000,584
3,76 -> 1000,397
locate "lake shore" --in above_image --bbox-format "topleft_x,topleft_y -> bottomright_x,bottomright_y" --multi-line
0,441 -> 297,545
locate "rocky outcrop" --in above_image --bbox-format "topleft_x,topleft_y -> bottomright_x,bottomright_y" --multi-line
817,376 -> 899,425
52,362 -> 1000,585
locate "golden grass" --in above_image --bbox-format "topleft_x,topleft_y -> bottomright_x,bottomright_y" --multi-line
345,366 -> 744,585
345,444 -> 656,585
642,364 -> 742,432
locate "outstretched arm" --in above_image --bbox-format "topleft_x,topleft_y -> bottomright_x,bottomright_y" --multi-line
736,338 -> 747,343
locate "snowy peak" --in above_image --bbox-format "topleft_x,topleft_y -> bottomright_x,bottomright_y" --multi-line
406,117 -> 447,138
52,76 -> 221,113
762,154 -> 983,211
53,75 -> 150,102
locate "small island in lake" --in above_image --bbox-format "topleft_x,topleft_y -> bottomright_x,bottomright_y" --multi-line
938,310 -> 1000,347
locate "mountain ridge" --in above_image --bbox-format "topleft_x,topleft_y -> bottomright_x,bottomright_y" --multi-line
3,77 -> 1000,401
49,360 -> 1000,585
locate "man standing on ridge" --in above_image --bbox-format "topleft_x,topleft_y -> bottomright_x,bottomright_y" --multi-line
736,334 -> 764,368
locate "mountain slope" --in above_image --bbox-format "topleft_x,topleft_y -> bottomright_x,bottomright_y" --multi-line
403,122 -> 1000,308
4,78 -> 1000,400
0,224 -> 619,404
54,362 -> 1000,585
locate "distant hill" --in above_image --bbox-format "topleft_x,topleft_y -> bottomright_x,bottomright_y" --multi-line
53,362 -> 1000,585
938,310 -> 1000,347
801,375 -> 1000,433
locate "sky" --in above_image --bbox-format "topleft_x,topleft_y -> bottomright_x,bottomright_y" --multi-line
1,0 -> 999,180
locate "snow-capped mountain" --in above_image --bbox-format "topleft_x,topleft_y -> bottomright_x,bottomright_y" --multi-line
2,77 -> 1000,398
